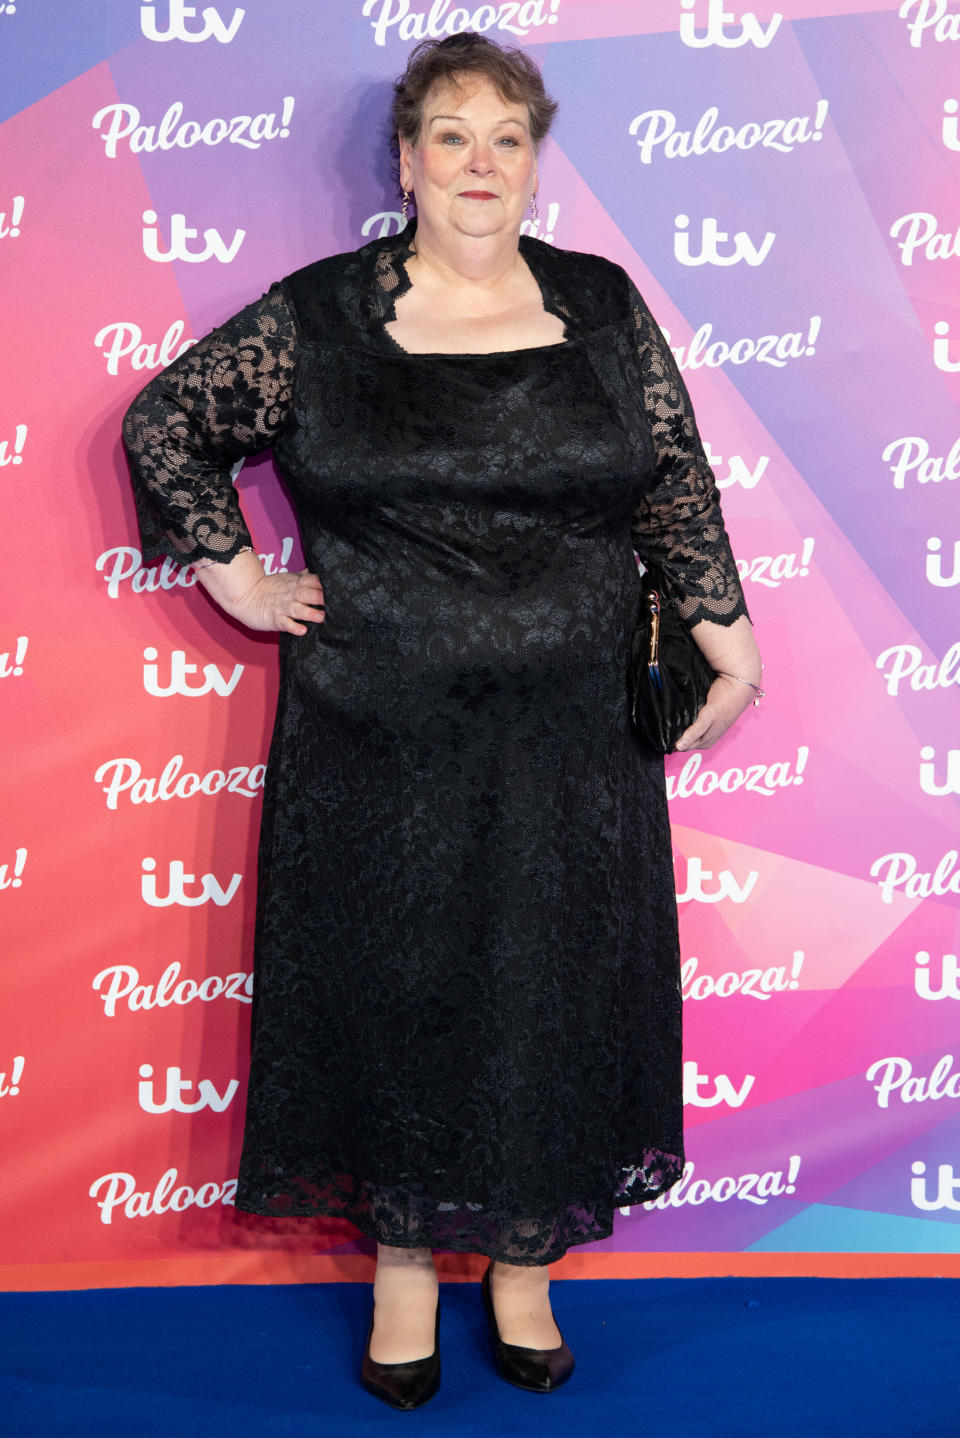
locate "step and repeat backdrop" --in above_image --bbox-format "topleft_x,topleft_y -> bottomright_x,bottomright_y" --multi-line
1,0 -> 959,1289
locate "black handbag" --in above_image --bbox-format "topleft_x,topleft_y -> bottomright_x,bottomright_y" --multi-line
629,562 -> 716,754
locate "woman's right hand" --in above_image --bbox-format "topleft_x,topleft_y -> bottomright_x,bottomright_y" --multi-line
193,550 -> 326,635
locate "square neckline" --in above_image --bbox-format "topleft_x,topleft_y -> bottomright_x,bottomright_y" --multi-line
378,218 -> 578,361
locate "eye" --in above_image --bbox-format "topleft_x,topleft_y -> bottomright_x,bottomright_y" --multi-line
441,133 -> 464,145
497,136 -> 520,147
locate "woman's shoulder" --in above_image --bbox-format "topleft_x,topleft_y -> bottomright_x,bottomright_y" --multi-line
282,238 -> 371,289
523,234 -> 629,282
519,235 -> 634,327
278,239 -> 378,338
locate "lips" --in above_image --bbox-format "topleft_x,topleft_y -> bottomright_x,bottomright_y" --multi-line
459,191 -> 498,199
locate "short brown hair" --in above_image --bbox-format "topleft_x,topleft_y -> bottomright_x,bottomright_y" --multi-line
390,33 -> 558,181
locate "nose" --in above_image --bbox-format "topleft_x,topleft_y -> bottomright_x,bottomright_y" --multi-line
465,142 -> 496,176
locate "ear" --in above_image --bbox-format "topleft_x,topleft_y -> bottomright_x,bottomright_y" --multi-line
398,135 -> 415,194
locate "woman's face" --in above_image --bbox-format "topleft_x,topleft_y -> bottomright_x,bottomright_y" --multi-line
398,75 -> 537,244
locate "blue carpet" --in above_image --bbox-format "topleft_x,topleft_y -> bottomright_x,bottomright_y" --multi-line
0,1278 -> 956,1437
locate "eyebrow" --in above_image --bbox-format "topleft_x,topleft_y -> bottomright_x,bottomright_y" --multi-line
427,114 -> 526,126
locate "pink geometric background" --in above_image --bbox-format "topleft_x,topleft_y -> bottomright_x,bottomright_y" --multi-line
1,0 -> 958,1289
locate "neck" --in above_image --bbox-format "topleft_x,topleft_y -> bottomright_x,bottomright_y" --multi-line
405,216 -> 523,291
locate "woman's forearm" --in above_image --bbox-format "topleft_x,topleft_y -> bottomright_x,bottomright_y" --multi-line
673,613 -> 764,750
193,548 -> 268,610
688,613 -> 763,685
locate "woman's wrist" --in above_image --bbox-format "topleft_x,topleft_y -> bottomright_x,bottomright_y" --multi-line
715,670 -> 766,705
192,547 -> 267,609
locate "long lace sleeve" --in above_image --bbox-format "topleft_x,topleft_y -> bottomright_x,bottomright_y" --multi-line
121,283 -> 299,566
627,280 -> 750,628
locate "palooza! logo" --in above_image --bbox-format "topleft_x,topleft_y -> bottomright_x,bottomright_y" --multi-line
900,0 -> 960,47
875,641 -> 960,696
628,100 -> 829,165
363,0 -> 562,47
674,214 -> 775,268
97,546 -> 198,595
143,648 -> 244,698
914,951 -> 960,1001
94,754 -> 265,809
661,316 -> 820,372
96,539 -> 294,596
919,746 -> 960,797
943,98 -> 960,150
0,1056 -> 25,1098
870,849 -> 960,902
678,0 -> 782,48
0,196 -> 24,237
666,746 -> 810,802
141,858 -> 242,907
926,537 -> 960,586
0,637 -> 28,678
0,424 -> 26,466
0,847 -> 27,889
93,962 -> 252,1015
683,1060 -> 755,1108
142,210 -> 245,264
363,198 -> 563,245
676,855 -> 759,904
883,435 -> 960,489
362,210 -> 407,239
910,1161 -> 960,1212
140,0 -> 244,43
634,1154 -> 801,1214
737,539 -> 815,588
362,197 -> 560,247
95,320 -> 195,376
866,1053 -> 960,1108
93,99 -> 294,159
138,1064 -> 238,1113
89,1168 -> 237,1224
889,212 -> 960,266
682,952 -> 805,1002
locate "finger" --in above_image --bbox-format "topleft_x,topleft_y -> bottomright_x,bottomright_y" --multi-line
279,617 -> 308,636
287,602 -> 325,624
295,575 -> 325,597
298,585 -> 325,605
675,720 -> 712,752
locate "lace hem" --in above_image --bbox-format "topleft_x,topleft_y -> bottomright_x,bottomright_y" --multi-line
234,1150 -> 684,1265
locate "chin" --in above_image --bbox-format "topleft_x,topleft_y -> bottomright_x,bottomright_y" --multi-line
451,209 -> 518,237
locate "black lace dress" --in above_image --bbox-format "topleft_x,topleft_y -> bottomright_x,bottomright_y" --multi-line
122,221 -> 749,1265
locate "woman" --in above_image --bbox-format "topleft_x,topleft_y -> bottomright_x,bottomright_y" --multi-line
122,33 -> 761,1411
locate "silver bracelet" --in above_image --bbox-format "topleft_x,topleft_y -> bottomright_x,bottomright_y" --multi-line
716,670 -> 766,706
191,545 -> 253,571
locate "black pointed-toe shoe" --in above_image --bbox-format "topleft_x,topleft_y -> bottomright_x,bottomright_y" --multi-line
359,1294 -> 442,1410
480,1259 -> 575,1392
